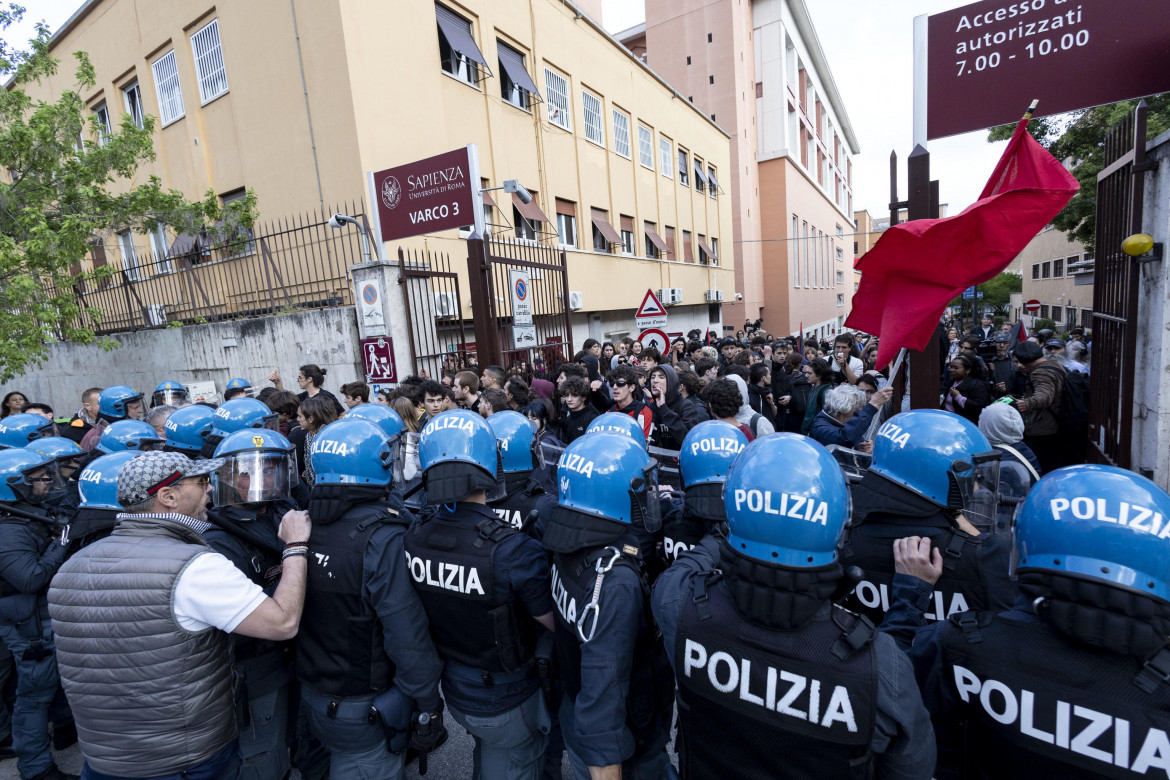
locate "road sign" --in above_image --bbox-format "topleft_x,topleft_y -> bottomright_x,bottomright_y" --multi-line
1024,299 -> 1041,313
512,325 -> 537,350
360,336 -> 397,383
370,146 -> 477,242
638,328 -> 669,354
508,269 -> 533,326
635,289 -> 668,328
962,289 -> 984,299
357,280 -> 386,334
924,0 -> 1170,140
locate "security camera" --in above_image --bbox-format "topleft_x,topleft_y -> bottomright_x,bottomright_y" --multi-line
735,292 -> 743,300
329,213 -> 359,230
503,180 -> 533,205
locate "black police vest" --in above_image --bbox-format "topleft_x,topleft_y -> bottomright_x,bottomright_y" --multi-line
840,523 -> 988,625
551,547 -> 674,754
488,479 -> 551,534
675,576 -> 877,780
661,508 -> 709,564
295,502 -> 398,697
205,503 -> 289,590
939,611 -> 1170,779
404,511 -> 536,674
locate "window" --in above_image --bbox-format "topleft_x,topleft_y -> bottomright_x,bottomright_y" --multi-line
498,42 -> 539,110
514,204 -> 537,240
698,234 -> 708,264
659,138 -> 672,178
835,224 -> 843,237
678,149 -> 689,186
118,230 -> 141,281
1082,308 -> 1093,324
93,102 -> 111,145
1041,261 -> 1051,279
836,270 -> 844,284
190,19 -> 229,104
792,216 -> 800,287
638,125 -> 654,169
836,247 -> 843,263
436,4 -> 486,84
221,188 -> 255,256
150,224 -> 173,274
664,226 -> 676,261
1032,263 -> 1040,280
709,237 -> 719,264
582,90 -> 604,146
620,221 -> 635,255
151,50 -> 184,125
591,208 -> 618,253
1067,308 -> 1077,327
787,107 -> 799,152
612,109 -> 631,158
544,68 -> 571,130
682,230 -> 693,263
122,81 -> 143,129
693,157 -> 707,192
785,38 -> 796,89
1040,304 -> 1049,318
802,220 -> 809,288
837,293 -> 845,307
1052,306 -> 1063,323
555,199 -> 576,247
1053,257 -> 1065,277
707,166 -> 718,197
645,221 -> 660,259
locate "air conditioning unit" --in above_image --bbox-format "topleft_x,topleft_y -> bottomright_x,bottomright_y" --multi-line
434,292 -> 458,318
671,287 -> 684,305
568,291 -> 584,311
658,288 -> 681,306
144,304 -> 167,326
705,289 -> 725,302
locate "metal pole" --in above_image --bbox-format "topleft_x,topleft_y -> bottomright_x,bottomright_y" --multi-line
906,144 -> 940,410
465,235 -> 500,367
912,14 -> 929,149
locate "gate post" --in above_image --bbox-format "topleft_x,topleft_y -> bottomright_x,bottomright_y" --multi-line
349,253 -> 412,387
905,145 -> 942,411
466,235 -> 501,367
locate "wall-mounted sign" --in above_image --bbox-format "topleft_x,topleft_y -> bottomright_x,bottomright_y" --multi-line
360,336 -> 397,384
357,280 -> 386,334
370,146 -> 478,242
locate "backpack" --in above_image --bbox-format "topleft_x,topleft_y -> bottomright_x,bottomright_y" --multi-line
1038,364 -> 1089,431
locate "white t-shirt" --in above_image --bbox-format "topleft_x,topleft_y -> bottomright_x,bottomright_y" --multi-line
830,356 -> 864,378
173,551 -> 267,632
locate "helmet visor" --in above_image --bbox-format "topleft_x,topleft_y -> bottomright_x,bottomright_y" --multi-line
485,450 -> 507,503
535,438 -> 566,474
16,461 -> 67,504
952,451 -> 1002,534
133,437 -> 167,452
57,454 -> 84,482
211,452 -> 299,507
647,445 -> 682,491
261,414 -> 280,432
631,461 -> 663,533
399,432 -> 423,484
824,444 -> 872,486
152,389 -> 188,407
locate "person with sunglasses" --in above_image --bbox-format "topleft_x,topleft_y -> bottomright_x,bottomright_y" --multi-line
605,364 -> 653,443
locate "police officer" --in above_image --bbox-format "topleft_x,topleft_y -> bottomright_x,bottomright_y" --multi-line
652,433 -> 936,779
161,404 -> 216,458
24,437 -> 85,523
406,409 -> 554,778
0,449 -> 73,780
225,377 -> 254,401
206,429 -> 303,780
151,380 -> 189,408
294,418 -> 443,780
0,414 -> 55,449
660,421 -> 748,563
95,420 -> 164,454
202,398 -> 280,458
839,409 -> 1016,626
79,386 -> 147,451
988,332 -> 1024,399
486,410 -> 558,532
586,412 -> 648,449
543,432 -> 674,779
67,451 -> 138,550
884,464 -> 1170,778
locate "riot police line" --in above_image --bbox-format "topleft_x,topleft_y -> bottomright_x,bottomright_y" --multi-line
0,380 -> 1167,779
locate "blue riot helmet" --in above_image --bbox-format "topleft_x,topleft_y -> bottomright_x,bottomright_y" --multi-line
26,436 -> 84,481
551,432 -> 660,534
679,420 -> 749,522
345,404 -> 413,484
418,410 -> 503,504
346,403 -> 406,439
97,420 -> 165,454
211,429 -> 299,507
0,413 -> 56,449
869,409 -> 1002,533
225,378 -> 253,393
162,404 -> 215,457
1014,465 -> 1170,602
487,411 -> 541,474
203,398 -> 279,458
724,433 -> 851,567
585,412 -> 647,449
77,451 -> 138,510
0,448 -> 66,505
310,418 -> 396,487
151,380 -> 189,408
98,385 -> 145,422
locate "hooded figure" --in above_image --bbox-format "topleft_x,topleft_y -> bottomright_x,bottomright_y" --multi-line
978,402 -> 1041,531
647,364 -> 700,453
727,374 -> 775,439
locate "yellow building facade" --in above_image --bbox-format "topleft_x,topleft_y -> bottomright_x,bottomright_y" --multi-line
33,0 -> 735,346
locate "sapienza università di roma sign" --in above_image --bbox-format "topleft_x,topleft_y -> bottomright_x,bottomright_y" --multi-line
926,0 -> 1170,140
369,146 -> 481,243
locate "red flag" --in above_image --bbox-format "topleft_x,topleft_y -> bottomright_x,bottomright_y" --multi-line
847,116 -> 1078,367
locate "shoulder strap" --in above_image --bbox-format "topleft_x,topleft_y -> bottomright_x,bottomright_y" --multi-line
939,528 -> 972,571
474,517 -> 515,548
830,607 -> 876,660
749,413 -> 762,434
998,443 -> 1040,482
690,570 -> 724,621
1134,646 -> 1170,694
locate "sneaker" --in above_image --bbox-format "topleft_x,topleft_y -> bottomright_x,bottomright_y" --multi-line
51,722 -> 78,751
29,765 -> 80,780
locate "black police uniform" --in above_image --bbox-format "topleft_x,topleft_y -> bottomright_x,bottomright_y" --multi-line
488,472 -> 557,534
295,492 -> 442,767
205,500 -> 298,780
659,496 -> 718,564
550,541 -> 674,773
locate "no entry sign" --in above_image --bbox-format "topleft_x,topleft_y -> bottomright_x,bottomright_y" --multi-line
1024,299 -> 1041,312
370,146 -> 478,242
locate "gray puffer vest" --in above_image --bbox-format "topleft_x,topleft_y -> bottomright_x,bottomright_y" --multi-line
48,514 -> 237,777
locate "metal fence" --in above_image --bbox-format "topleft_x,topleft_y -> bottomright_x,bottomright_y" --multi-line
55,201 -> 370,336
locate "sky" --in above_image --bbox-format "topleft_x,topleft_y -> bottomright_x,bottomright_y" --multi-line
16,0 -> 1007,215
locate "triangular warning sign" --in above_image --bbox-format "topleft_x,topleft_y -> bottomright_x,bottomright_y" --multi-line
635,289 -> 667,319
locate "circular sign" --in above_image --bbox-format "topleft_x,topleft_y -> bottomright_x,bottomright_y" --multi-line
638,328 -> 669,354
362,284 -> 378,305
1024,299 -> 1041,312
514,279 -> 528,301
380,175 -> 401,210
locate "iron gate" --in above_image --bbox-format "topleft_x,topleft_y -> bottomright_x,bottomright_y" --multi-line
397,246 -> 472,379
1088,101 -> 1153,468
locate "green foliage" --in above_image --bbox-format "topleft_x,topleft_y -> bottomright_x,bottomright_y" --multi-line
0,4 -> 256,382
988,94 -> 1170,248
1033,318 -> 1056,331
947,271 -> 1023,315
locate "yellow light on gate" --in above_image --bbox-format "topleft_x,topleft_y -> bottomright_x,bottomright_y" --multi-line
1123,233 -> 1155,257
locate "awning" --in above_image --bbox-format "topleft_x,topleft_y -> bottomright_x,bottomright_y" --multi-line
513,192 -> 551,223
645,226 -> 669,253
707,169 -> 721,190
168,232 -> 197,257
693,159 -> 709,185
436,4 -> 487,67
497,43 -> 541,98
481,190 -> 498,209
591,209 -> 622,245
698,237 -> 718,262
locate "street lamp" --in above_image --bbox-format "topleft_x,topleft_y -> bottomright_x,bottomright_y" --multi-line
329,213 -> 372,266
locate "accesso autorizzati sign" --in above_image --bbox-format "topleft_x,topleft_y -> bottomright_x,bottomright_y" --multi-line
370,147 -> 477,242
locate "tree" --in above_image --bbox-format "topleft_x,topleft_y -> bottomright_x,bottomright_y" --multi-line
947,271 -> 1022,315
0,4 -> 255,382
988,93 -> 1170,249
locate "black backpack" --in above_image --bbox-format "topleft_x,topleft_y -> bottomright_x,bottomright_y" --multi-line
1040,364 -> 1089,431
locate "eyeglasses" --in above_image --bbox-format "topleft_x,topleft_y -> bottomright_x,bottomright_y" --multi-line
180,474 -> 210,487
608,380 -> 630,388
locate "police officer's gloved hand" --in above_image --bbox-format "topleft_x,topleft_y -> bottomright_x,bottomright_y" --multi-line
409,699 -> 448,754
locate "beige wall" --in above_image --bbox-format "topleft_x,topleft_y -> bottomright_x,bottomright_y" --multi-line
1017,226 -> 1094,329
